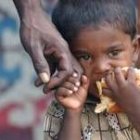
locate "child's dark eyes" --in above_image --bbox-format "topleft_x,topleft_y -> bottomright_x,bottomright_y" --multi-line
76,53 -> 91,61
108,49 -> 122,58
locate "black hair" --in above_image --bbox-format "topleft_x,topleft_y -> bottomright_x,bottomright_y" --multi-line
52,0 -> 137,43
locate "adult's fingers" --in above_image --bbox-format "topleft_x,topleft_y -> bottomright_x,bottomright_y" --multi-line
20,26 -> 51,84
31,42 -> 51,83
46,56 -> 83,90
44,70 -> 72,93
34,77 -> 43,87
71,55 -> 83,81
44,53 -> 73,91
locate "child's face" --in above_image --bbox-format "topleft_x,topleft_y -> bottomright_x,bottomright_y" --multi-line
70,26 -> 139,97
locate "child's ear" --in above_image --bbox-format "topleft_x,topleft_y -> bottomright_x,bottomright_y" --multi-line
132,34 -> 140,65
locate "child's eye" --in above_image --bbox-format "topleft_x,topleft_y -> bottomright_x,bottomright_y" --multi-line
108,50 -> 121,57
77,54 -> 91,61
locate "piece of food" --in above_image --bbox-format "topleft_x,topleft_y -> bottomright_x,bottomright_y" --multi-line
95,67 -> 140,113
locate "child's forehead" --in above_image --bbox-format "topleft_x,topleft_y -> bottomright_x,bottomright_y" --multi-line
74,26 -> 131,43
70,26 -> 132,51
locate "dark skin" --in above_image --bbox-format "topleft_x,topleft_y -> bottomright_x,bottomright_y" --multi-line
13,0 -> 140,140
56,75 -> 89,140
136,0 -> 140,68
12,0 -> 140,94
105,67 -> 140,132
55,26 -> 140,140
137,0 -> 140,34
13,0 -> 83,92
12,0 -> 140,133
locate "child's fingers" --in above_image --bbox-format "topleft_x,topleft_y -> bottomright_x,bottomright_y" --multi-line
127,67 -> 136,83
114,67 -> 125,86
81,75 -> 89,89
105,73 -> 117,91
62,82 -> 79,92
56,87 -> 73,97
68,74 -> 81,87
61,72 -> 80,92
102,88 -> 113,99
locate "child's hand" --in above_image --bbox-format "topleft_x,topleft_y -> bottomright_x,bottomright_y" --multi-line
55,74 -> 89,112
104,67 -> 140,113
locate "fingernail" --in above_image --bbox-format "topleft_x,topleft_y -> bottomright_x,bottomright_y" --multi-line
75,81 -> 80,87
73,72 -> 78,77
74,86 -> 78,92
68,90 -> 73,94
39,73 -> 50,83
115,67 -> 121,73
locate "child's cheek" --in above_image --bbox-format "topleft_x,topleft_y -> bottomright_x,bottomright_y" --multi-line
82,66 -> 92,77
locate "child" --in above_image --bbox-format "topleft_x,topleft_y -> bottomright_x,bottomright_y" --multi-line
44,0 -> 140,139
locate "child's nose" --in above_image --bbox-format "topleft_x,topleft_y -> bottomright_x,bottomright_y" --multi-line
94,59 -> 111,75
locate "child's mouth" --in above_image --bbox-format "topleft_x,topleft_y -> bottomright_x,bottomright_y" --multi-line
88,85 -> 100,98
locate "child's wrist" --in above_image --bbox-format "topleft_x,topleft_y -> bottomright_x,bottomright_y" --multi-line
65,108 -> 83,117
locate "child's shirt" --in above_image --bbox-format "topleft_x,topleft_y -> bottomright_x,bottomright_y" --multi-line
44,100 -> 140,140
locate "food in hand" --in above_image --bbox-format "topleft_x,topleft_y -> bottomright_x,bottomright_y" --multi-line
95,67 -> 140,113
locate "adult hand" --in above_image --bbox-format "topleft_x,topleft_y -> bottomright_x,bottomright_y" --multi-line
20,9 -> 83,92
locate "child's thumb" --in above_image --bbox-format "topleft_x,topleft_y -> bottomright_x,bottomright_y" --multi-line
81,75 -> 89,90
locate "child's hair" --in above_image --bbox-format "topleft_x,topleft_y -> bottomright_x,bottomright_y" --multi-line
52,0 -> 137,43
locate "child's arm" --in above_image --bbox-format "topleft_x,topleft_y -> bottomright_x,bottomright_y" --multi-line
57,110 -> 81,140
127,111 -> 140,134
104,67 -> 140,134
55,74 -> 89,140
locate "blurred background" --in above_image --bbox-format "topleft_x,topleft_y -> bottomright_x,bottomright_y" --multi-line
0,0 -> 57,140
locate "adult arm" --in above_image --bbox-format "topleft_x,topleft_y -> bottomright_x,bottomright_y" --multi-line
13,0 -> 83,91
